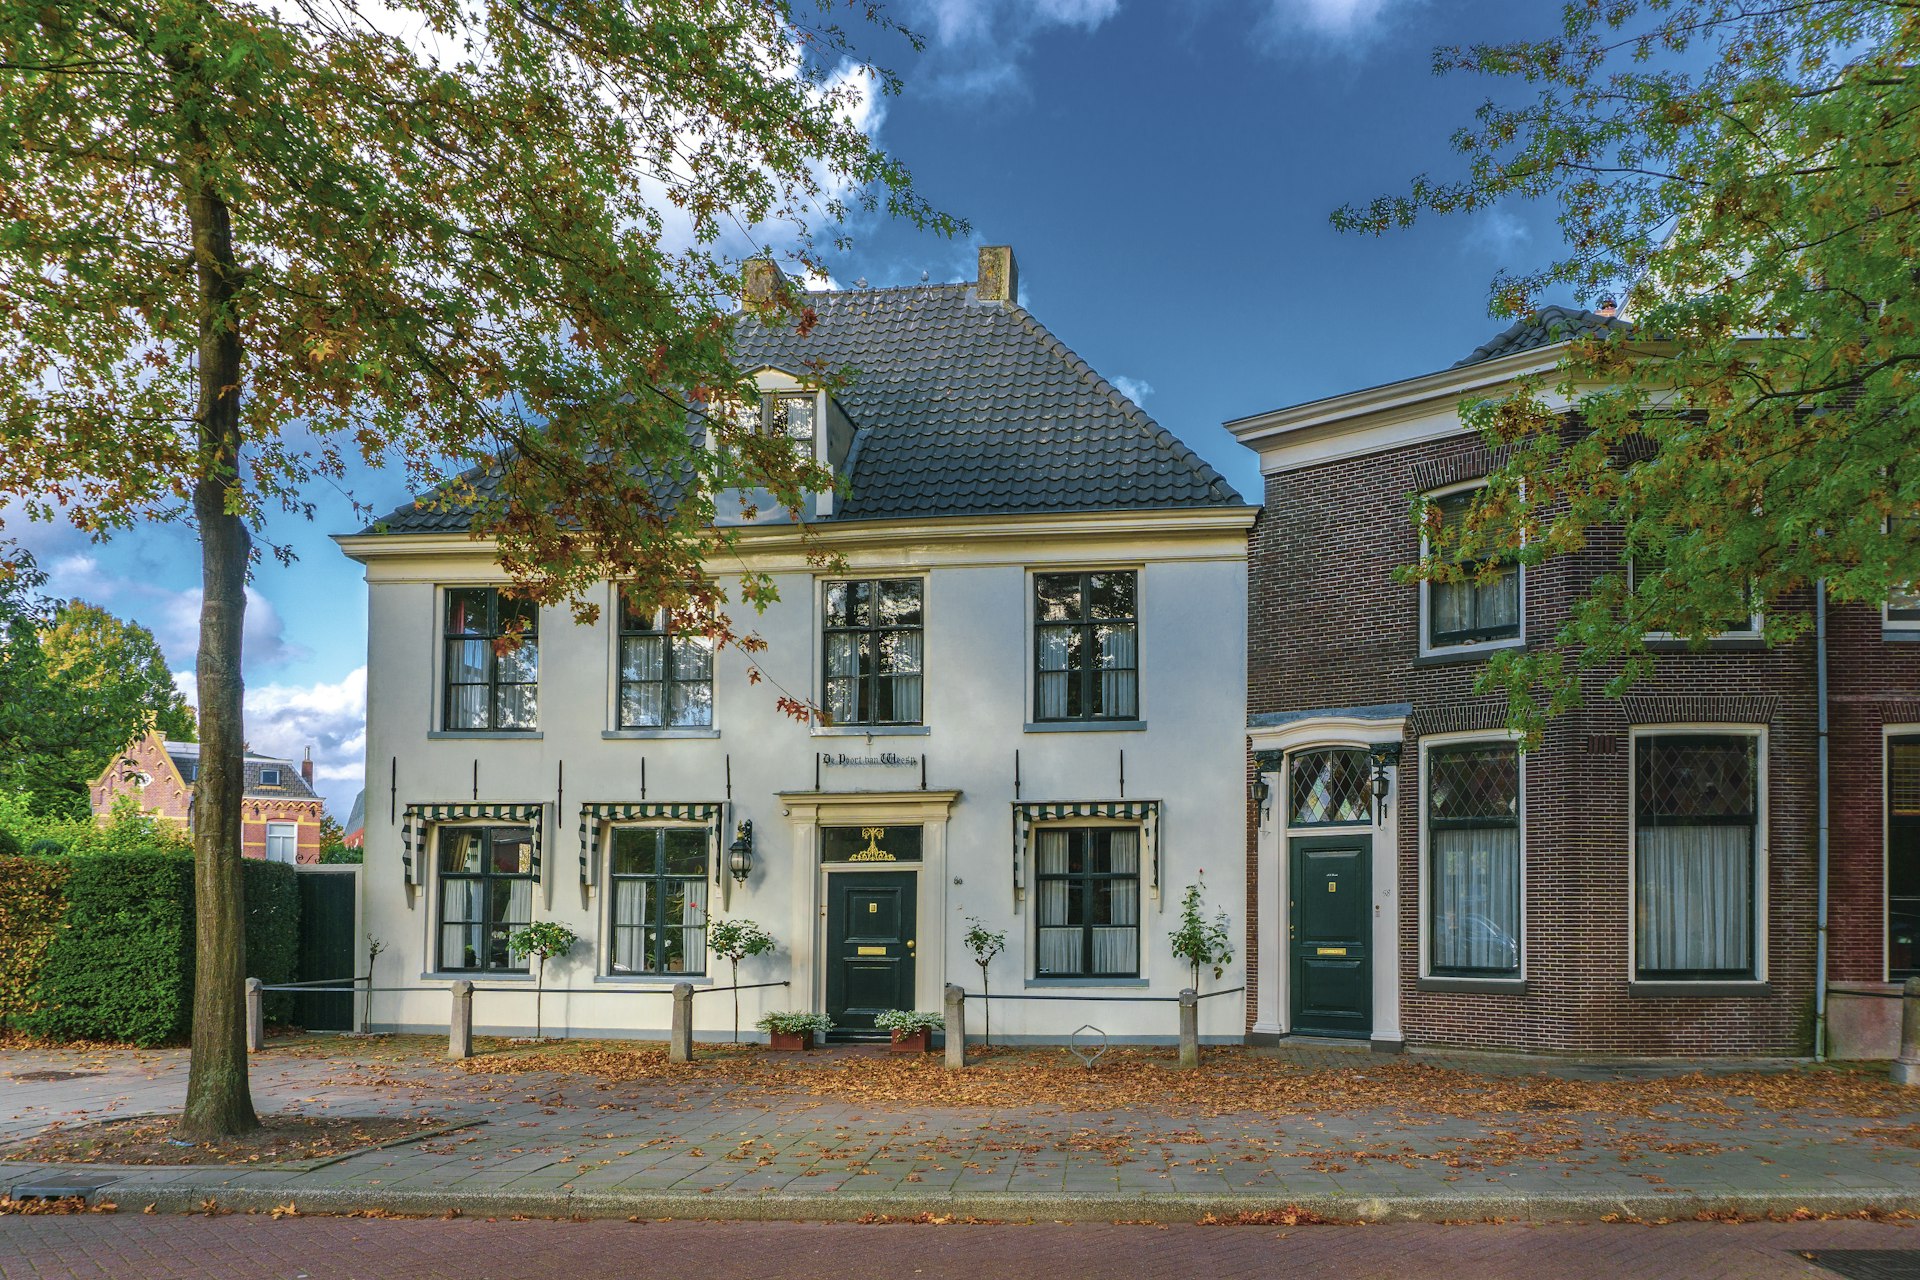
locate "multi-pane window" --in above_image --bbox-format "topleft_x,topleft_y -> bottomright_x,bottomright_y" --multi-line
1890,737 -> 1920,979
1634,734 -> 1759,980
728,392 -> 816,450
1628,548 -> 1759,636
608,827 -> 709,976
1427,743 -> 1521,976
823,579 -> 923,725
443,588 -> 539,731
1034,572 -> 1138,721
437,826 -> 535,973
265,821 -> 298,865
617,594 -> 714,729
1889,519 -> 1920,625
1289,749 -> 1373,826
1425,489 -> 1520,648
1034,827 -> 1140,977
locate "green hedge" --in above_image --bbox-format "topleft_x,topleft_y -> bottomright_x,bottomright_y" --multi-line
11,851 -> 301,1045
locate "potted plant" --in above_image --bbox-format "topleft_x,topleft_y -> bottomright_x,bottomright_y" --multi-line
874,1009 -> 943,1054
756,1011 -> 833,1051
506,920 -> 579,1041
707,917 -> 776,1044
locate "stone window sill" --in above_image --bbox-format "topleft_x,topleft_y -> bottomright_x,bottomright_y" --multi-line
1024,977 -> 1149,989
1628,980 -> 1773,999
1024,720 -> 1147,734
812,725 -> 931,737
427,731 -> 543,741
1417,977 -> 1528,995
601,729 -> 721,740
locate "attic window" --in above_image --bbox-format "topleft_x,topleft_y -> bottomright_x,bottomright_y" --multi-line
726,391 -> 815,447
260,768 -> 281,786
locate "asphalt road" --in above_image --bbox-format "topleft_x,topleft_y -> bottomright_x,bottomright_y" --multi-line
3,1215 -> 1918,1279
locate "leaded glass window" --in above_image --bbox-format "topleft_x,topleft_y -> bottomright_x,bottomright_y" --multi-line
1288,750 -> 1371,826
1634,734 -> 1759,980
443,588 -> 539,731
437,826 -> 534,972
1427,743 -> 1521,976
1425,489 -> 1520,648
1890,736 -> 1920,979
608,826 -> 709,975
1034,572 -> 1138,721
1034,827 -> 1140,977
617,593 -> 714,729
822,579 -> 923,725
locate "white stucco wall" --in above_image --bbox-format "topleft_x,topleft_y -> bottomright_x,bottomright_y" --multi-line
343,511 -> 1252,1043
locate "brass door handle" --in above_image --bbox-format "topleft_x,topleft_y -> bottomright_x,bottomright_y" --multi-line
906,940 -> 915,950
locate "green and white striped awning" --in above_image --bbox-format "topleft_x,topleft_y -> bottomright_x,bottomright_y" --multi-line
401,802 -> 545,887
577,802 -> 725,887
1011,799 -> 1161,903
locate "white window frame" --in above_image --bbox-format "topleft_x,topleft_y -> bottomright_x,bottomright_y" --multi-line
1024,564 -> 1148,730
603,581 -> 720,738
1417,480 -> 1525,659
265,820 -> 298,865
1627,557 -> 1762,641
1885,724 -> 1920,982
601,821 -> 713,980
812,573 -> 930,735
1417,731 -> 1526,984
1625,724 -> 1769,985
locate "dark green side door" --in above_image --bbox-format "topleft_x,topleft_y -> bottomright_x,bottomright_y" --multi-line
295,869 -> 356,1032
1289,835 -> 1372,1039
825,871 -> 916,1037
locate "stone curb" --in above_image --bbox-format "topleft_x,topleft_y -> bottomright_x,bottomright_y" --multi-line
32,1177 -> 1920,1225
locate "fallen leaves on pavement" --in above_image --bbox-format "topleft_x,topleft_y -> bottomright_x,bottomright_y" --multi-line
0,1113 -> 443,1166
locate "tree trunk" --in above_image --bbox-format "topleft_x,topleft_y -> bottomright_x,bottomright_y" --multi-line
176,172 -> 259,1140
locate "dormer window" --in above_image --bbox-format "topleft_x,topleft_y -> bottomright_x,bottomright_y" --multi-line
726,390 -> 815,450
260,767 -> 282,786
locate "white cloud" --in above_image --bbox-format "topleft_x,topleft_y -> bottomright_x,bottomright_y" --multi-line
151,586 -> 311,670
898,0 -> 1120,97
1109,375 -> 1154,406
1464,206 -> 1532,259
175,666 -> 368,820
1260,0 -> 1407,41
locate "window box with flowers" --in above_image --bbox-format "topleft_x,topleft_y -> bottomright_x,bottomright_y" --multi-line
874,1009 -> 944,1054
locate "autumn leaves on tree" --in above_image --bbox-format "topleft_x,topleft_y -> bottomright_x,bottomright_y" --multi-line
0,0 -> 950,1136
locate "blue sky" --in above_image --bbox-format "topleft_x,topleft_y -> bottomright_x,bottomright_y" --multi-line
8,0 -> 1565,821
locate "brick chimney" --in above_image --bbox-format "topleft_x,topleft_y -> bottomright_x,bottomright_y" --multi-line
976,245 -> 1018,306
742,257 -> 788,312
301,747 -> 313,787
1597,296 -> 1619,319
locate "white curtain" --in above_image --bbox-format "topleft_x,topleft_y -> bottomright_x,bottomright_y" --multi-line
1431,827 -> 1520,972
886,630 -> 922,722
1093,830 -> 1140,973
679,879 -> 710,971
1035,830 -> 1078,973
440,880 -> 487,970
1097,625 -> 1137,718
1637,825 -> 1752,973
611,879 -> 651,973
1036,627 -> 1071,718
620,634 -> 665,727
825,633 -> 860,722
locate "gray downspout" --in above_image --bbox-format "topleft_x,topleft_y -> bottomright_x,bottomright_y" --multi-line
1816,580 -> 1831,1061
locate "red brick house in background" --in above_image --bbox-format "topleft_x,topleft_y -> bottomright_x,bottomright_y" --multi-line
90,729 -> 325,864
1230,307 -> 1916,1059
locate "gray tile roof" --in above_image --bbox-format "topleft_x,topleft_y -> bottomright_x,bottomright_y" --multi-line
1453,305 -> 1629,368
370,280 -> 1242,534
163,741 -> 319,801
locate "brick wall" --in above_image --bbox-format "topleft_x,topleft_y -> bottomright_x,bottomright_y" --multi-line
1249,429 -> 1830,1054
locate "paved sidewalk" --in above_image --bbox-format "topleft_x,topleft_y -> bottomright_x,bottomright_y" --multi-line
3,1037 -> 1918,1223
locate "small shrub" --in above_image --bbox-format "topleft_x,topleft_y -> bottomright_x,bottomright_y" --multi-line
755,1011 -> 833,1038
0,831 -> 20,858
874,1009 -> 943,1033
26,838 -> 64,858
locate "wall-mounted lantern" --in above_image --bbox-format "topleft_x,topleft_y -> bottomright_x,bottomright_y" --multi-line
1367,743 -> 1402,826
728,820 -> 754,884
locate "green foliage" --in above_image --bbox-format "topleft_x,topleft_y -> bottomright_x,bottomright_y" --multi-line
0,855 -> 69,1028
1168,881 -> 1234,988
508,921 -> 579,964
8,851 -> 299,1044
0,830 -> 19,858
0,573 -> 194,817
962,917 -> 1007,968
0,790 -> 191,860
320,843 -> 363,865
707,918 -> 776,964
755,1011 -> 834,1037
873,1009 -> 943,1033
1343,1 -> 1920,732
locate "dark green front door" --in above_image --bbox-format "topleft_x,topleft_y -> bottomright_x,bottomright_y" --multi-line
1289,835 -> 1372,1038
825,871 -> 916,1037
295,868 -> 357,1032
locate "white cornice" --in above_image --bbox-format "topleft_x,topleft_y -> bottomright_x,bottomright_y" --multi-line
333,506 -> 1258,568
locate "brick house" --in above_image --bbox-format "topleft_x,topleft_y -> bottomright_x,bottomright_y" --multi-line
90,730 -> 326,864
1230,307 -> 1914,1057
